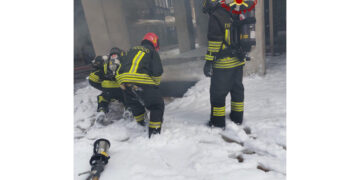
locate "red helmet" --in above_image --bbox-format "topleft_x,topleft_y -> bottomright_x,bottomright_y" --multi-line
142,32 -> 160,51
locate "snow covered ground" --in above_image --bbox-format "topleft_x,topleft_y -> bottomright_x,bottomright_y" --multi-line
74,54 -> 286,180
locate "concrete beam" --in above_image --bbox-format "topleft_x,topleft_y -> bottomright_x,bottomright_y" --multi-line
174,0 -> 196,53
245,0 -> 266,76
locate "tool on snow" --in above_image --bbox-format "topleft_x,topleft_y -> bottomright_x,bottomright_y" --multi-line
78,139 -> 111,180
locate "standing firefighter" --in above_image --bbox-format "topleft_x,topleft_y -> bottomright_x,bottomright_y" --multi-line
89,47 -> 129,125
116,32 -> 164,138
202,0 -> 255,128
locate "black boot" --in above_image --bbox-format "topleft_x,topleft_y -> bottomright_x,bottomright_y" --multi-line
149,127 -> 161,138
209,106 -> 226,129
230,111 -> 243,125
208,118 -> 225,130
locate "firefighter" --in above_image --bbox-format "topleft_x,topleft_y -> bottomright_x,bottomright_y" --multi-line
202,0 -> 251,128
116,32 -> 164,138
88,47 -> 128,124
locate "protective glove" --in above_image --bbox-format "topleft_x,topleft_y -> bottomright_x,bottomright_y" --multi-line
92,56 -> 104,70
237,50 -> 246,62
203,61 -> 213,77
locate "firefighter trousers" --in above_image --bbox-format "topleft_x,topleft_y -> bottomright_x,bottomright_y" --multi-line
124,85 -> 164,129
210,65 -> 244,127
97,88 -> 126,113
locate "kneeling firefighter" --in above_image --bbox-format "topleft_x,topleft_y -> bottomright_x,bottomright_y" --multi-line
88,47 -> 129,124
202,0 -> 256,128
116,32 -> 164,138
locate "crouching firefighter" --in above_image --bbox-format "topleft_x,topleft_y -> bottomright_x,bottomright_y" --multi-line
88,47 -> 129,125
201,0 -> 256,128
116,32 -> 164,138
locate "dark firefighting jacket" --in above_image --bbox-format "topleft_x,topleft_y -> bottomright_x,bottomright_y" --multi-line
115,43 -> 163,86
205,8 -> 246,69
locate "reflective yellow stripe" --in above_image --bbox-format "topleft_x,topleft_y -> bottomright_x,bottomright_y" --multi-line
240,34 -> 249,39
118,78 -> 154,85
225,29 -> 230,45
149,121 -> 161,128
208,41 -> 222,54
205,54 -> 214,61
213,106 -> 225,117
151,76 -> 161,85
231,101 -> 244,112
104,63 -> 107,75
135,113 -> 145,122
216,57 -> 240,63
133,52 -> 145,73
98,96 -> 108,103
116,73 -> 157,85
116,63 -> 122,75
209,45 -> 222,48
213,57 -> 246,69
101,80 -> 122,88
213,113 -> 225,116
208,41 -> 222,46
213,62 -> 245,69
208,47 -> 221,53
129,51 -> 141,73
89,72 -> 101,83
130,51 -> 145,73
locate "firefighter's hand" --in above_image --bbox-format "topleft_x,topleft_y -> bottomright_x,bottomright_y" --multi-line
203,61 -> 213,77
104,74 -> 116,81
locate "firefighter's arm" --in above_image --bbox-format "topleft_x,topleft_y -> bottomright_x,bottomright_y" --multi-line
89,70 -> 103,91
150,51 -> 163,86
205,14 -> 224,62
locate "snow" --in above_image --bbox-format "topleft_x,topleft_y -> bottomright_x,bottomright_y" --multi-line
74,54 -> 286,179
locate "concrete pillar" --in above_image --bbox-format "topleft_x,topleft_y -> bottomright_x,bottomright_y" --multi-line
101,0 -> 131,50
245,0 -> 266,76
269,0 -> 275,56
174,0 -> 196,52
81,0 -> 111,55
81,0 -> 130,55
194,0 -> 209,47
